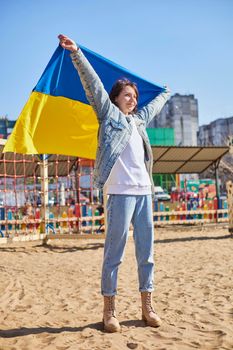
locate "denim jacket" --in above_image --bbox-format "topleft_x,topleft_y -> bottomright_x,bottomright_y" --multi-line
71,49 -> 171,192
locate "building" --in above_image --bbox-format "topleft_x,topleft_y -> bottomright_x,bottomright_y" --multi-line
198,116 -> 233,146
149,93 -> 199,146
0,116 -> 16,139
148,93 -> 199,185
198,116 -> 233,190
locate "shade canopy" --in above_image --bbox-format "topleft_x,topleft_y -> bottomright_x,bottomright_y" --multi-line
152,146 -> 229,174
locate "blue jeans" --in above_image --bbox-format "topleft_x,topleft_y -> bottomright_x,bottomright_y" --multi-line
101,194 -> 154,296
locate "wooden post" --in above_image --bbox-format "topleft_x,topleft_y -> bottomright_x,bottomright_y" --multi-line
226,180 -> 233,235
40,155 -> 49,235
214,161 -> 220,210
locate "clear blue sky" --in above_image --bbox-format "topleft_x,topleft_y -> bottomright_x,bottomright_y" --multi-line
1,0 -> 232,126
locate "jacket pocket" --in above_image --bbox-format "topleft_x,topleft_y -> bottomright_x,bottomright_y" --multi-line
109,118 -> 124,130
103,118 -> 124,143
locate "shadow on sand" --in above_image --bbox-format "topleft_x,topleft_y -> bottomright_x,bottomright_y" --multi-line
154,233 -> 232,244
0,322 -> 104,338
0,242 -> 104,253
0,319 -> 148,338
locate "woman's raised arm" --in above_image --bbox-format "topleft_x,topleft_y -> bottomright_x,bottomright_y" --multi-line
58,34 -> 114,123
136,87 -> 171,126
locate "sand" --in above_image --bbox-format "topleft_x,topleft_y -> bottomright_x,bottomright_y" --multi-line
0,226 -> 233,350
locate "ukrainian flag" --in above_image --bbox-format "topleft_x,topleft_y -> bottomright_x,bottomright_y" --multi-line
4,44 -> 165,159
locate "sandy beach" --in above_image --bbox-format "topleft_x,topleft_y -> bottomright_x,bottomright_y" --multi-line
0,226 -> 233,350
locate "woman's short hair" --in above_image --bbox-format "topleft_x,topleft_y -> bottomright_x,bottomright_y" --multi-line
109,78 -> 139,113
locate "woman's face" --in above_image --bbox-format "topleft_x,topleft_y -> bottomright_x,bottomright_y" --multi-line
115,85 -> 137,115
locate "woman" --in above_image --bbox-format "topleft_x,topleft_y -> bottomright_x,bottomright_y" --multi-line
58,34 -> 170,332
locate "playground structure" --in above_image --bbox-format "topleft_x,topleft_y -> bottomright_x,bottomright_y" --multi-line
0,141 -> 104,240
0,141 -> 232,242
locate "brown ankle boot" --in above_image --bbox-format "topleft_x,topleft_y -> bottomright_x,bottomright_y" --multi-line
103,296 -> 121,333
141,292 -> 162,327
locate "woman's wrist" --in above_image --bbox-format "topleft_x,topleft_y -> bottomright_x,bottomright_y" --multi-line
71,45 -> 79,53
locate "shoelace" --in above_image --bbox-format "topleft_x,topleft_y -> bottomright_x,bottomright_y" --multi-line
146,294 -> 155,313
107,296 -> 115,316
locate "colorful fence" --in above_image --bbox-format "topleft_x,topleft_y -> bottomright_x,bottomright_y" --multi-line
153,197 -> 229,225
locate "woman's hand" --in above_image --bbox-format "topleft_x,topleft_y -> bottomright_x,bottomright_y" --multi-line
58,34 -> 78,52
163,85 -> 171,93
